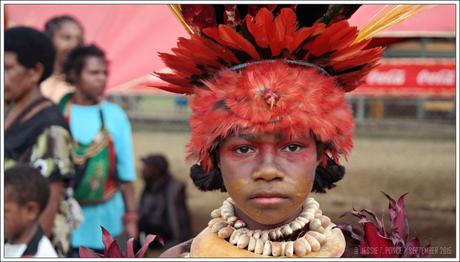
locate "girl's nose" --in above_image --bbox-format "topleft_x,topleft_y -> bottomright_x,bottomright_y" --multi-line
251,149 -> 284,181
251,166 -> 285,182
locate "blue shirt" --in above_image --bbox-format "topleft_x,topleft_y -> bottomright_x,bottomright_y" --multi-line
69,101 -> 135,249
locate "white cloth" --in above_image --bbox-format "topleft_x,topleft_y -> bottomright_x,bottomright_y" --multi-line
5,236 -> 58,258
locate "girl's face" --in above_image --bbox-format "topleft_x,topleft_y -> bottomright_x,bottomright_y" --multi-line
218,132 -> 320,230
52,21 -> 83,62
75,56 -> 108,103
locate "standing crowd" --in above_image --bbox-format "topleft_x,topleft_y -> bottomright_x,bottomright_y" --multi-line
4,15 -> 192,258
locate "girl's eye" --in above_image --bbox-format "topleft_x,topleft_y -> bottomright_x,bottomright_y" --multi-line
235,145 -> 255,154
282,144 -> 304,153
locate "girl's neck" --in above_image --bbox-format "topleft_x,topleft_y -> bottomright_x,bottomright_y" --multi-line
53,57 -> 64,75
72,90 -> 99,106
9,223 -> 39,245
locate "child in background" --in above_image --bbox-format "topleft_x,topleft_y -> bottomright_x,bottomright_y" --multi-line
4,164 -> 58,257
138,154 -> 192,250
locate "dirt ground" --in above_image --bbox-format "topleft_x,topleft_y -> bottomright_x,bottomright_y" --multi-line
132,130 -> 457,258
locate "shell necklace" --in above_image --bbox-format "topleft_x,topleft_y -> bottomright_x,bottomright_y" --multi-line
207,197 -> 332,257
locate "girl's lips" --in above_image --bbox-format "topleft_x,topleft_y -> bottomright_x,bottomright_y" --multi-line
249,192 -> 289,205
250,197 -> 288,205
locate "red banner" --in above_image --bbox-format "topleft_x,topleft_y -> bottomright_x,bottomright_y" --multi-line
351,59 -> 456,97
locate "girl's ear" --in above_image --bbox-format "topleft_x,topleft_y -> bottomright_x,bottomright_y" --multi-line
29,63 -> 44,83
24,201 -> 40,221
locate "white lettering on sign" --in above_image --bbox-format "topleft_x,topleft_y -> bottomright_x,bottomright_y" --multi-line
416,69 -> 455,86
366,69 -> 406,85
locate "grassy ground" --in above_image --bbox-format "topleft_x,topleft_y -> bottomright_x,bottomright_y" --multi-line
131,129 -> 457,258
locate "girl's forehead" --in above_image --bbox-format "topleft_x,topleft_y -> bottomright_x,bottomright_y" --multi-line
226,131 -> 312,142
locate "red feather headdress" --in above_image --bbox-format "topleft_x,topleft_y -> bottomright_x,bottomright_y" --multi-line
152,5 -> 384,171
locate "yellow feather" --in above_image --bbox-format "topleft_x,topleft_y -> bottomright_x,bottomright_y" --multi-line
168,4 -> 195,35
354,5 -> 433,44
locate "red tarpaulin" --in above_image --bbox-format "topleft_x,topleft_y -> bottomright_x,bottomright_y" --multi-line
351,59 -> 456,97
4,4 -> 189,92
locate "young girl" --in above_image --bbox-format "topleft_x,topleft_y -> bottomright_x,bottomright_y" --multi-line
41,15 -> 84,103
147,4 -> 419,257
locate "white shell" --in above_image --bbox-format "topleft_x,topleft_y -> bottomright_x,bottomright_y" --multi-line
230,229 -> 242,245
294,238 -> 307,257
309,218 -> 322,231
208,217 -> 226,227
305,234 -> 320,252
285,241 -> 294,257
234,220 -> 246,229
237,234 -> 250,249
211,221 -> 225,231
221,212 -> 232,219
280,241 -> 286,257
302,237 -> 312,253
248,237 -> 256,252
289,221 -> 303,231
252,230 -> 261,239
295,216 -> 309,225
320,215 -> 331,227
227,215 -> 238,224
307,231 -> 326,245
210,208 -> 221,218
302,212 -> 315,221
217,226 -> 234,239
261,231 -> 269,241
271,241 -> 282,257
254,239 -> 264,255
281,225 -> 293,236
275,228 -> 283,239
262,241 -> 272,256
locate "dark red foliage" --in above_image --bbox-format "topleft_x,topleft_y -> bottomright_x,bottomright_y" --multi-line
79,226 -> 163,258
336,192 -> 430,258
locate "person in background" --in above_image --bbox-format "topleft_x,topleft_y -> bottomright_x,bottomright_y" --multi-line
58,44 -> 138,257
41,15 -> 84,103
138,154 -> 192,250
4,26 -> 77,257
4,164 -> 57,258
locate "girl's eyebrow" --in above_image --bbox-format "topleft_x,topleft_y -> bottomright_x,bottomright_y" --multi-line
237,134 -> 258,141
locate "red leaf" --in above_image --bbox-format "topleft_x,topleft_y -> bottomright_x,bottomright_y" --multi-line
106,241 -> 125,258
339,207 -> 366,219
135,234 -> 162,258
100,226 -> 115,255
360,208 -> 387,237
126,238 -> 135,258
361,222 -> 396,258
79,246 -> 102,258
383,192 -> 409,243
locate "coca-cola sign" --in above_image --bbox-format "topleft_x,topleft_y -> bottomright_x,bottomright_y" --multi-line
416,69 -> 455,86
356,59 -> 456,97
367,69 -> 406,85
